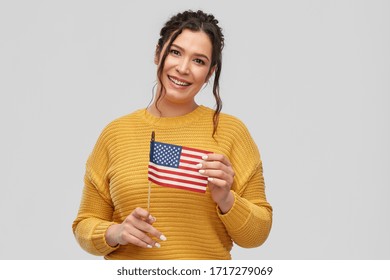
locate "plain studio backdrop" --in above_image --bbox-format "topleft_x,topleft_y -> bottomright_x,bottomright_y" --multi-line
0,0 -> 389,260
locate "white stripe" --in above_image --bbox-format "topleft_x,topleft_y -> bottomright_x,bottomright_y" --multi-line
148,174 -> 207,191
149,162 -> 203,177
148,168 -> 208,184
179,162 -> 199,169
180,155 -> 202,162
182,148 -> 208,157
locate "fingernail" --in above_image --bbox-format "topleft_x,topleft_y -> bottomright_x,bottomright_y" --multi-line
208,177 -> 214,182
147,244 -> 152,248
202,155 -> 208,160
199,169 -> 205,174
195,163 -> 202,168
159,234 -> 167,241
155,242 -> 161,248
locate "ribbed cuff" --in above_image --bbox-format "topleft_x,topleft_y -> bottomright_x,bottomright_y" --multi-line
217,192 -> 252,232
91,221 -> 120,255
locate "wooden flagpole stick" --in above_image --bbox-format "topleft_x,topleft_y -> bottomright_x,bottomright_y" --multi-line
147,181 -> 151,213
147,131 -> 155,213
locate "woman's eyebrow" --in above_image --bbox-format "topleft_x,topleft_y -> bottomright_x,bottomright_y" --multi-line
171,44 -> 210,62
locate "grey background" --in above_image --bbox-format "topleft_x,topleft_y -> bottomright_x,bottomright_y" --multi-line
1,0 -> 389,259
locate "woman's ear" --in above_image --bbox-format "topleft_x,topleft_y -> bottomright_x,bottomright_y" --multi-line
205,65 -> 216,83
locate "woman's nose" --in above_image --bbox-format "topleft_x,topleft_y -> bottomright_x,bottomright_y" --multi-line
175,58 -> 190,74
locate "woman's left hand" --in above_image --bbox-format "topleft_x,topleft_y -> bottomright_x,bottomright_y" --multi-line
197,153 -> 235,213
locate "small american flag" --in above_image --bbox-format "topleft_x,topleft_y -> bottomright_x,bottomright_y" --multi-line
148,140 -> 211,193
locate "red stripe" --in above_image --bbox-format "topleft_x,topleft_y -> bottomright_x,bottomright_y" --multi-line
181,152 -> 202,160
183,146 -> 211,154
148,162 -> 198,173
148,177 -> 206,193
180,159 -> 199,165
148,165 -> 207,181
177,165 -> 199,173
148,172 -> 207,187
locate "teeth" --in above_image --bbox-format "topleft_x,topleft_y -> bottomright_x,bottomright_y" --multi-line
169,76 -> 190,86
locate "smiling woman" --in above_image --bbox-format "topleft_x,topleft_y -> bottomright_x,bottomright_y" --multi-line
150,30 -> 214,115
72,10 -> 273,260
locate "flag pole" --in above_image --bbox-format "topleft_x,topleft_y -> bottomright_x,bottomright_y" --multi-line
147,181 -> 151,213
147,131 -> 155,213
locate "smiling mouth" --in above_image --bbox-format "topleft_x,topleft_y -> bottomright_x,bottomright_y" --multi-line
168,75 -> 191,86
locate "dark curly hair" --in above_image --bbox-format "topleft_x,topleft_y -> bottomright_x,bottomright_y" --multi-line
155,10 -> 224,137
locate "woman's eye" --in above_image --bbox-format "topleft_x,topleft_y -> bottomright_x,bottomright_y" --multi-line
194,58 -> 205,65
170,49 -> 180,56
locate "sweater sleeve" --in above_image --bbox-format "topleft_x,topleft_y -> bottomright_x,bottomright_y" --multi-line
217,120 -> 273,248
72,123 -> 119,256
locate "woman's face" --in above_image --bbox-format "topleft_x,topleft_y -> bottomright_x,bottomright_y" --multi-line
156,29 -> 214,107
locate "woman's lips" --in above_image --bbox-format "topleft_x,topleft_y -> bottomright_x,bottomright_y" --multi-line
168,75 -> 191,86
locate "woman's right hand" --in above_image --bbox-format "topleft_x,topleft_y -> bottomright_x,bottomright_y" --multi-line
105,207 -> 167,248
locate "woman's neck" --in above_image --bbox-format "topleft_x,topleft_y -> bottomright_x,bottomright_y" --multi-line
147,99 -> 199,117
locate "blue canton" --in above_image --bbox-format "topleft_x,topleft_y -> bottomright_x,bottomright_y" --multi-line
151,142 -> 182,168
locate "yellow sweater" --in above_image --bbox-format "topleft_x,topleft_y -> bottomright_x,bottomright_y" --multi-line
72,106 -> 272,259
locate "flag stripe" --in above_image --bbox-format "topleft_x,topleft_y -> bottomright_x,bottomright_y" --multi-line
181,151 -> 205,160
148,164 -> 208,182
148,175 -> 207,193
178,162 -> 198,168
148,162 -> 201,177
180,158 -> 200,165
148,170 -> 207,186
182,146 -> 211,155
177,165 -> 199,173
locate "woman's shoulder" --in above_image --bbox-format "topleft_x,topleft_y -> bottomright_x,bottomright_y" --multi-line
200,106 -> 247,126
217,110 -> 260,164
218,110 -> 251,134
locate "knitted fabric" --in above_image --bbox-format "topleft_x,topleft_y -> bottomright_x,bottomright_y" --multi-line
72,106 -> 272,259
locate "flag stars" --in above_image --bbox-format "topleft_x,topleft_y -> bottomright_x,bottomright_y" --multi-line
152,142 -> 182,167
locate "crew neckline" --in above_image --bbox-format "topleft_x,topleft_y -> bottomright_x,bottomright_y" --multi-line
140,105 -> 210,128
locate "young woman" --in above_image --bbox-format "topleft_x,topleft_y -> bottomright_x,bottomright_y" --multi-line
73,10 -> 272,260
